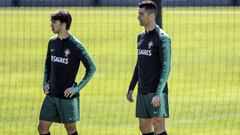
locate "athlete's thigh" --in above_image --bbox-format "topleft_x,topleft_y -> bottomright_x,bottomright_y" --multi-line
58,97 -> 80,124
136,94 -> 151,118
139,118 -> 153,126
146,93 -> 169,118
139,118 -> 154,132
39,95 -> 59,122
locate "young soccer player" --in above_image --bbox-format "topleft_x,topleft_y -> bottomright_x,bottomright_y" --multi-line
38,10 -> 96,135
126,1 -> 171,135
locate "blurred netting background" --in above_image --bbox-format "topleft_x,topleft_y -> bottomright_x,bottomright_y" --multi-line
0,0 -> 240,135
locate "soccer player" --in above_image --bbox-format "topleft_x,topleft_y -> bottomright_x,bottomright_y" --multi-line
126,1 -> 171,135
38,10 -> 96,135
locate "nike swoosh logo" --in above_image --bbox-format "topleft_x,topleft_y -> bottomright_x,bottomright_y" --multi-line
51,49 -> 55,52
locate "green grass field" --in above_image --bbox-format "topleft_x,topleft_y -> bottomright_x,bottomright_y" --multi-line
0,7 -> 240,135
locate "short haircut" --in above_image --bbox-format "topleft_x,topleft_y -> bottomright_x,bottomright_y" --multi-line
138,0 -> 157,15
51,10 -> 72,30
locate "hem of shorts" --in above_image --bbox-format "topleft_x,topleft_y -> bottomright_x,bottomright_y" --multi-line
39,118 -> 56,123
62,119 -> 80,124
39,118 -> 80,124
136,115 -> 169,118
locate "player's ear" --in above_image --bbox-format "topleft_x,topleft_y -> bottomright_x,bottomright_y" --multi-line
61,22 -> 67,30
149,13 -> 155,19
147,11 -> 153,18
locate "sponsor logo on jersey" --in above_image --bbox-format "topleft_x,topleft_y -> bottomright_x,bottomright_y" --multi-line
51,56 -> 69,64
138,49 -> 152,56
64,49 -> 70,57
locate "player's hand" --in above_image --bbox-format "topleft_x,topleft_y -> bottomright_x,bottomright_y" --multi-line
64,87 -> 74,98
126,90 -> 134,102
151,95 -> 160,107
43,83 -> 49,94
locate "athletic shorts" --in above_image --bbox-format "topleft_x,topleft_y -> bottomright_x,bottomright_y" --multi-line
136,93 -> 169,118
39,95 -> 80,124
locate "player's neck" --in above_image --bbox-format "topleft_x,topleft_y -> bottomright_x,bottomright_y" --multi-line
58,30 -> 70,40
145,21 -> 156,33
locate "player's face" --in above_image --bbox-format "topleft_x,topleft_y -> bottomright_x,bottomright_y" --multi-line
51,20 -> 62,33
138,8 -> 152,26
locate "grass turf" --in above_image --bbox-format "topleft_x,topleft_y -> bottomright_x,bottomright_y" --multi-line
0,7 -> 240,135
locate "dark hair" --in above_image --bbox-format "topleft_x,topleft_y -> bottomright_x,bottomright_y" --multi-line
51,10 -> 72,30
138,0 -> 157,15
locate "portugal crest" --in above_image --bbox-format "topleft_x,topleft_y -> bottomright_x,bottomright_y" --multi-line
64,49 -> 70,57
148,41 -> 153,49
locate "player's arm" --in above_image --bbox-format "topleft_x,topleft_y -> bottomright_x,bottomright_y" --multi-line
42,41 -> 51,94
152,34 -> 171,107
126,35 -> 140,102
126,61 -> 138,102
156,35 -> 171,96
71,44 -> 96,94
128,34 -> 141,92
128,61 -> 138,92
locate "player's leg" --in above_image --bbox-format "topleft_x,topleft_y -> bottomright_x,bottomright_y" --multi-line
139,118 -> 154,135
64,123 -> 78,135
152,117 -> 167,135
148,93 -> 169,135
58,97 -> 80,135
38,120 -> 52,135
38,96 -> 59,135
136,94 -> 154,135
